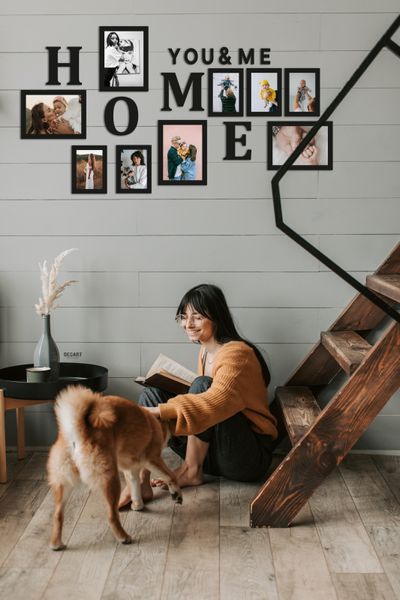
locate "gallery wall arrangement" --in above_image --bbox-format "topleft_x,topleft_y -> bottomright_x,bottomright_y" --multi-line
1,1 -> 400,452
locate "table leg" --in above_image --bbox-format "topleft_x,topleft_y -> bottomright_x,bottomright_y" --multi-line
0,390 -> 7,483
16,407 -> 26,460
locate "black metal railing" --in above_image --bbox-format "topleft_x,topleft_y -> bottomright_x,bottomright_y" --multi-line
272,14 -> 400,324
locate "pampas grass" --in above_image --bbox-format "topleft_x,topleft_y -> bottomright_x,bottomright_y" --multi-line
35,249 -> 78,316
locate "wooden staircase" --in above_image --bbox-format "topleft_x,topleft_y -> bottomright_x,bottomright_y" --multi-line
250,243 -> 400,527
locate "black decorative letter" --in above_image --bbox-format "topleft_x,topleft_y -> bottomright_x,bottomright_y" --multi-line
223,122 -> 252,160
46,46 -> 82,85
104,97 -> 138,135
161,73 -> 204,111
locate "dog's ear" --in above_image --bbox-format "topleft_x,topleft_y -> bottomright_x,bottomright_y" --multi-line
88,405 -> 116,429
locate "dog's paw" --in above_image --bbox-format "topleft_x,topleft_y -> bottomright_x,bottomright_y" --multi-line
50,542 -> 67,551
122,535 -> 133,545
171,491 -> 183,505
130,500 -> 144,511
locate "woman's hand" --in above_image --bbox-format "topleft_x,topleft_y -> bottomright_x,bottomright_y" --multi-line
52,118 -> 74,135
143,406 -> 161,418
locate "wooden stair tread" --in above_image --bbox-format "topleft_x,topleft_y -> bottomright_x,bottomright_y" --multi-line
275,386 -> 321,445
366,274 -> 400,303
321,331 -> 372,375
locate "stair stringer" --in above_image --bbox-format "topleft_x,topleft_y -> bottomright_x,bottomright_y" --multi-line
250,320 -> 400,528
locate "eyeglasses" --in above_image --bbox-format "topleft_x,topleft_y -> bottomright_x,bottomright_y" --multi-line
175,313 -> 205,326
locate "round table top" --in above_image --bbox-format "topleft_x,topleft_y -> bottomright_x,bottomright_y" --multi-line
0,362 -> 108,400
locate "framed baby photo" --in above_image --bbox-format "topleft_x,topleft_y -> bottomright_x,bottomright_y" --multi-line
267,121 -> 333,170
21,90 -> 86,139
116,145 -> 152,194
99,26 -> 149,91
158,120 -> 207,185
284,68 -> 320,117
246,69 -> 282,116
208,68 -> 244,117
71,146 -> 108,193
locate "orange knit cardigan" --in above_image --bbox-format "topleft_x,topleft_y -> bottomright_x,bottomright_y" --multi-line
158,341 -> 277,439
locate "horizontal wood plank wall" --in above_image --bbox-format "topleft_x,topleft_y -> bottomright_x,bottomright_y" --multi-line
0,0 -> 399,449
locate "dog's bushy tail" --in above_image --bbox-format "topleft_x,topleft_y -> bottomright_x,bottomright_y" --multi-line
55,386 -> 116,446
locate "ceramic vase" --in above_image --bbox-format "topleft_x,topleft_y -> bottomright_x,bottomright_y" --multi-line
33,314 -> 60,381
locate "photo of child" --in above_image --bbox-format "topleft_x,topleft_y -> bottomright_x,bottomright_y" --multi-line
21,91 -> 86,139
247,69 -> 282,116
99,27 -> 148,91
208,69 -> 244,117
285,69 -> 320,117
267,121 -> 332,170
158,121 -> 207,185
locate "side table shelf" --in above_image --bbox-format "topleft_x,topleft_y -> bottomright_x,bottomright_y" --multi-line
0,391 -> 53,483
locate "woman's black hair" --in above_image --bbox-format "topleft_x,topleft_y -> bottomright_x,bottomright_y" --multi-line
106,31 -> 120,46
28,103 -> 49,135
176,283 -> 270,386
131,150 -> 145,166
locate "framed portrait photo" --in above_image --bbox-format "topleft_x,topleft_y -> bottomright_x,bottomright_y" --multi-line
116,145 -> 152,194
21,90 -> 86,139
267,121 -> 333,171
158,120 -> 207,185
208,68 -> 244,117
284,68 -> 320,117
246,69 -> 282,116
99,26 -> 149,91
71,146 -> 108,193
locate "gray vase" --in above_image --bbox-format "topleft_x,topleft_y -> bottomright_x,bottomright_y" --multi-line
33,314 -> 60,381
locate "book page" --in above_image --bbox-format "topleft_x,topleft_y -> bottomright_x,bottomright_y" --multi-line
146,353 -> 197,383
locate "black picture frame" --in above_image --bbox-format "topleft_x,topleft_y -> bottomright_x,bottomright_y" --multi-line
71,145 -> 108,194
208,68 -> 244,117
284,68 -> 320,117
158,120 -> 207,186
267,121 -> 333,170
246,68 -> 282,117
99,26 -> 149,92
116,145 -> 152,194
21,90 -> 86,139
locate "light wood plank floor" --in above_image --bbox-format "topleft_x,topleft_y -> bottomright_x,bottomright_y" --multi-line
1,450 -> 400,600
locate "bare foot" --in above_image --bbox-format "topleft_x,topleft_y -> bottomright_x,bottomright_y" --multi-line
118,481 -> 153,510
151,463 -> 204,490
118,485 -> 132,510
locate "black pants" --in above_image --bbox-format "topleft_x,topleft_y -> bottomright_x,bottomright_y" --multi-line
138,376 -> 273,482
103,67 -> 117,87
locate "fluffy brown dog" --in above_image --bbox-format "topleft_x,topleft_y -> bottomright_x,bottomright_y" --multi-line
47,385 -> 182,550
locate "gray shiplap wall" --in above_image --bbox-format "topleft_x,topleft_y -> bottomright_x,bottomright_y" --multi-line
1,0 -> 400,450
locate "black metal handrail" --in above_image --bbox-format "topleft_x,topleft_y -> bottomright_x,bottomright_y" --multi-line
272,14 -> 400,324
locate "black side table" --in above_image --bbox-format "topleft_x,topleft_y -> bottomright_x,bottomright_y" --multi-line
0,363 -> 108,483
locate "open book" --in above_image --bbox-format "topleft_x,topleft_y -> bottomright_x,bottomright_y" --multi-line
135,353 -> 197,395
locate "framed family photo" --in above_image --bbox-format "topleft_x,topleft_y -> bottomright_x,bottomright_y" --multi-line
116,145 -> 152,193
208,69 -> 244,117
246,69 -> 282,116
71,146 -> 107,193
267,121 -> 333,170
21,90 -> 86,138
158,120 -> 207,185
284,68 -> 320,116
99,26 -> 149,91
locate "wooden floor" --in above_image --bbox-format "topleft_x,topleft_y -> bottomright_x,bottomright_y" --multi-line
1,451 -> 400,600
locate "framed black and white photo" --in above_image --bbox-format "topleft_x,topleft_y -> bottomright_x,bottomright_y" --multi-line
246,69 -> 282,116
284,68 -> 320,116
71,146 -> 107,193
99,26 -> 149,91
116,145 -> 152,193
158,120 -> 207,185
21,90 -> 86,138
267,121 -> 332,170
208,69 -> 244,117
